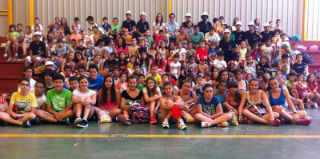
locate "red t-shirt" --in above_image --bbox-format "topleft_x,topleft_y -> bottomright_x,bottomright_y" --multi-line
152,60 -> 166,69
196,48 -> 208,60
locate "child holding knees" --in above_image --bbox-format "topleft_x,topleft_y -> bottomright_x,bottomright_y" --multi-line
143,77 -> 162,124
266,77 -> 311,125
195,83 -> 233,128
72,76 -> 97,128
160,81 -> 187,130
95,75 -> 121,123
238,79 -> 280,126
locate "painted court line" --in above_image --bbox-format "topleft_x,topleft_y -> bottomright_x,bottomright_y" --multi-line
0,134 -> 320,139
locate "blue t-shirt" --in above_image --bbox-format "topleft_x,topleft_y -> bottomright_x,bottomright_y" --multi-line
198,96 -> 220,115
88,76 -> 104,91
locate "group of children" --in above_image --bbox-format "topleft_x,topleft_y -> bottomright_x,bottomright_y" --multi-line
1,12 -> 316,129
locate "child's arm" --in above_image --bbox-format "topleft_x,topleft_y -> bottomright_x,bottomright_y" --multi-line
72,94 -> 83,104
197,103 -> 211,118
7,103 -> 23,118
120,97 -> 129,111
209,103 -> 223,119
143,92 -> 160,103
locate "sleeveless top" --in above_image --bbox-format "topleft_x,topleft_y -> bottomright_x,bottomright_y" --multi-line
178,91 -> 194,109
268,87 -> 287,108
246,90 -> 264,107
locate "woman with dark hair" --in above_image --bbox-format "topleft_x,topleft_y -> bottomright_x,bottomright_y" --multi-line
153,13 -> 165,35
238,79 -> 280,126
195,83 -> 233,128
95,75 -> 121,123
115,38 -> 128,56
152,52 -> 166,74
118,75 -> 145,125
177,80 -> 198,123
160,81 -> 187,130
74,51 -> 87,70
266,77 -> 311,125
139,51 -> 151,75
59,17 -> 71,36
72,76 -> 96,128
216,69 -> 229,81
143,77 -> 162,123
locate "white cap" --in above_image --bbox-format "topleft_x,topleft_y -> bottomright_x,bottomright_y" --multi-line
34,31 -> 42,36
201,12 -> 208,16
264,22 -> 270,27
45,61 -> 54,66
140,12 -> 146,16
235,21 -> 242,26
248,21 -> 255,26
185,13 -> 192,17
125,10 -> 132,15
224,29 -> 231,34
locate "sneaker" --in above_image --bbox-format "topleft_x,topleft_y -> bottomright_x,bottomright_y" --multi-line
3,52 -> 8,57
162,119 -> 169,128
98,114 -> 112,123
230,112 -> 239,126
150,116 -> 157,124
117,114 -> 131,126
7,57 -> 12,61
218,121 -> 229,127
313,103 -> 319,109
22,121 -> 31,128
305,103 -> 311,109
63,118 -> 71,125
201,121 -> 210,128
74,117 -> 82,125
272,119 -> 281,126
176,119 -> 187,130
298,118 -> 311,126
77,120 -> 88,128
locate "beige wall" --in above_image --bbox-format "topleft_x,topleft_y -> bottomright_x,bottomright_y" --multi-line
305,0 -> 320,40
1,0 -> 318,40
172,0 -> 304,36
35,0 -> 168,34
0,0 -> 8,37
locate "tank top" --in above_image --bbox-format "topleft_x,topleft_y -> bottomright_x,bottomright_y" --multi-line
247,90 -> 264,107
268,88 -> 286,108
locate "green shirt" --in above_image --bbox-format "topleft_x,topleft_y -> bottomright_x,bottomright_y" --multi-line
7,31 -> 19,39
190,32 -> 204,45
111,25 -> 121,32
137,84 -> 144,91
46,89 -> 72,111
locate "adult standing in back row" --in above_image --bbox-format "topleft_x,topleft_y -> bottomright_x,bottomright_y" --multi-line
122,11 -> 136,35
218,29 -> 237,63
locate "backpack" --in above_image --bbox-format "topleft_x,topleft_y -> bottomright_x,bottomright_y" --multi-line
129,103 -> 150,123
302,53 -> 314,64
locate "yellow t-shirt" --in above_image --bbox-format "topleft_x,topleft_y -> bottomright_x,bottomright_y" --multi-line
239,48 -> 247,61
146,73 -> 162,83
10,92 -> 38,113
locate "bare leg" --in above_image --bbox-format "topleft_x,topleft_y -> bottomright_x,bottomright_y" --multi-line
82,104 -> 92,120
75,103 -> 83,118
149,101 -> 156,117
243,109 -> 268,124
0,112 -> 23,126
17,112 -> 37,122
35,110 -> 57,123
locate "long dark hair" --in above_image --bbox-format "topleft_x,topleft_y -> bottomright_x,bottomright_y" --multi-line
146,77 -> 157,97
154,53 -> 163,66
228,80 -> 241,102
101,75 -> 116,104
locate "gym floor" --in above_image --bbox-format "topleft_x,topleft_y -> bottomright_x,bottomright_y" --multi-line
0,109 -> 320,159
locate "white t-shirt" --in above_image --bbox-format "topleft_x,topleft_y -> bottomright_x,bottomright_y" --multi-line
213,59 -> 227,71
175,48 -> 187,62
205,32 -> 220,43
32,24 -> 43,31
36,94 -> 46,108
170,62 -> 181,76
152,22 -> 165,34
72,89 -> 96,98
